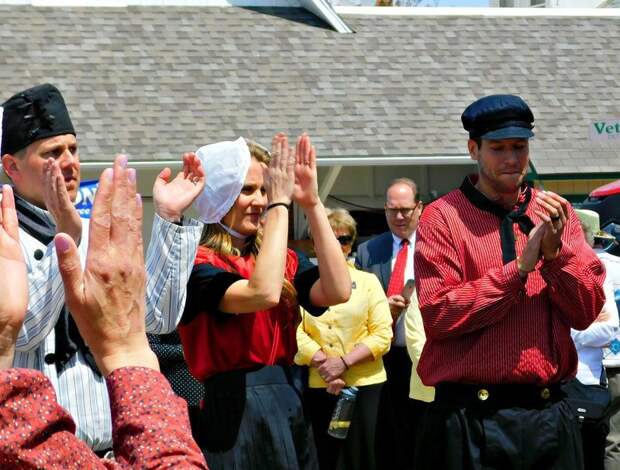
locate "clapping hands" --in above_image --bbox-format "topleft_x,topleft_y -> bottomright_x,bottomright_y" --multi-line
153,152 -> 206,223
0,185 -> 28,369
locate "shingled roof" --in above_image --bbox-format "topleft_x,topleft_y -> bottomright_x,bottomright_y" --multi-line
1,5 -> 619,175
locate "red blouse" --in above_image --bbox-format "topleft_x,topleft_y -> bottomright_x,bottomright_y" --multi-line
179,247 -> 322,381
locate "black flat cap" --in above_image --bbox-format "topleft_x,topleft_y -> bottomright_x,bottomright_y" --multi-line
1,83 -> 75,155
461,94 -> 534,140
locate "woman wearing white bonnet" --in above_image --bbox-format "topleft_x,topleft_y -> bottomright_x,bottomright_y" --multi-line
178,132 -> 351,469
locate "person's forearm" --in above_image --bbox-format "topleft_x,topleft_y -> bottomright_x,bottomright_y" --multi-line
107,366 -> 208,469
247,206 -> 289,305
144,214 -> 203,334
305,202 -> 351,305
541,243 -> 606,330
343,344 -> 373,368
572,323 -> 619,348
0,348 -> 14,370
92,336 -> 160,377
295,328 -> 323,366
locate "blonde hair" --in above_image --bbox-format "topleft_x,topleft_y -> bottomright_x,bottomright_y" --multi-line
326,207 -> 357,244
199,138 -> 297,303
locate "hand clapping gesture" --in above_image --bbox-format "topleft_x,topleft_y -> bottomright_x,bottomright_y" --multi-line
292,133 -> 320,210
534,190 -> 570,261
43,158 -> 82,243
55,155 -> 158,376
153,152 -> 206,223
265,133 -> 296,206
0,185 -> 28,369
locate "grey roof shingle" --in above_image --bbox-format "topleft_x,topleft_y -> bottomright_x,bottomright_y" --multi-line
1,6 -> 619,175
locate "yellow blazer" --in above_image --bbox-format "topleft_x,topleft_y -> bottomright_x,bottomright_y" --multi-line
295,265 -> 393,388
404,288 -> 435,402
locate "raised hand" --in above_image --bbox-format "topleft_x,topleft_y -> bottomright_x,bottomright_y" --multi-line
534,191 -> 570,261
518,221 -> 547,277
43,158 -> 82,243
55,154 -> 158,376
264,133 -> 295,205
0,185 -> 28,369
153,152 -> 206,223
292,133 -> 320,209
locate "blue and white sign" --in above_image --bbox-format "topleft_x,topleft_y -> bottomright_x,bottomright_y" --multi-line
75,179 -> 99,219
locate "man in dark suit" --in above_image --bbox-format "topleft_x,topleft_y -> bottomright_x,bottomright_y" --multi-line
355,177 -> 423,470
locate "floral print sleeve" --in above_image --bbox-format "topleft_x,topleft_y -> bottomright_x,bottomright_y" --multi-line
0,367 -> 208,469
0,368 -> 105,469
107,366 -> 208,469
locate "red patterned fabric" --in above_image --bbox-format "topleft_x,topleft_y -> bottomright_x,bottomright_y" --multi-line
386,239 -> 409,297
414,183 -> 606,386
0,367 -> 208,469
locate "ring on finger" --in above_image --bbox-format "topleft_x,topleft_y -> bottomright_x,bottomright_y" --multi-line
550,215 -> 560,221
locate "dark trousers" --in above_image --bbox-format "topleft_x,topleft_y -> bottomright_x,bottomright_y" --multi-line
194,365 -> 318,470
414,383 -> 584,470
581,417 -> 608,470
375,346 -> 420,470
305,383 -> 383,470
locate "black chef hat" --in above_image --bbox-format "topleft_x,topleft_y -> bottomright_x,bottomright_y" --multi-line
1,83 -> 75,155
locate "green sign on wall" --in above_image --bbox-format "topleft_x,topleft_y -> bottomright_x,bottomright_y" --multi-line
590,119 -> 620,141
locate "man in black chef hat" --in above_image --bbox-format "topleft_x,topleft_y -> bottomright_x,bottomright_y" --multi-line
2,84 -> 83,242
0,83 -> 207,454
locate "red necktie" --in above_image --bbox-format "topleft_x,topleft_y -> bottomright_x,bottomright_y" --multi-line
387,239 -> 409,297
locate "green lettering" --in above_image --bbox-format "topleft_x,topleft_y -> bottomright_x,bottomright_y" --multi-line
594,122 -> 606,134
607,125 -> 615,133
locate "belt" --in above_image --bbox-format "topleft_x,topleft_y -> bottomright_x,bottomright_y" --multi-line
204,364 -> 293,389
435,382 -> 565,409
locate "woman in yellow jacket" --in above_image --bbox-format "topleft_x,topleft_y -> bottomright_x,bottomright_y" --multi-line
295,208 -> 393,470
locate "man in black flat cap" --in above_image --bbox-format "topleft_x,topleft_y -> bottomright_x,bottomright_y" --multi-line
412,94 -> 606,469
0,83 -> 206,453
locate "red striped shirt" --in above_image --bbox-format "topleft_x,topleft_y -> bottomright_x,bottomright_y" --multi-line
414,180 -> 606,386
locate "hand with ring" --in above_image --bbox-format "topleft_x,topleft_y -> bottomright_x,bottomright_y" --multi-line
534,190 -> 569,261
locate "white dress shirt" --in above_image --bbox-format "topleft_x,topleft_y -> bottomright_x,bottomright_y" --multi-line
13,201 -> 203,451
598,249 -> 620,369
391,231 -> 416,347
572,272 -> 620,385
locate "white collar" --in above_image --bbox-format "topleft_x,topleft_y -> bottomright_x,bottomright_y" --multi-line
391,231 -> 416,246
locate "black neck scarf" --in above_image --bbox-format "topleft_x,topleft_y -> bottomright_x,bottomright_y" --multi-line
14,193 -> 100,376
459,176 -> 535,264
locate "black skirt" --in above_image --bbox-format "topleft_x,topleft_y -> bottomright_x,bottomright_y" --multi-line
194,365 -> 319,470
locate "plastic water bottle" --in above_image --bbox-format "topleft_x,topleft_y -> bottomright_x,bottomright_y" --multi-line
327,386 -> 358,439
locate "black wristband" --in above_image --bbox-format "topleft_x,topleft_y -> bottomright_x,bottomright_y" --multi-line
267,202 -> 290,211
